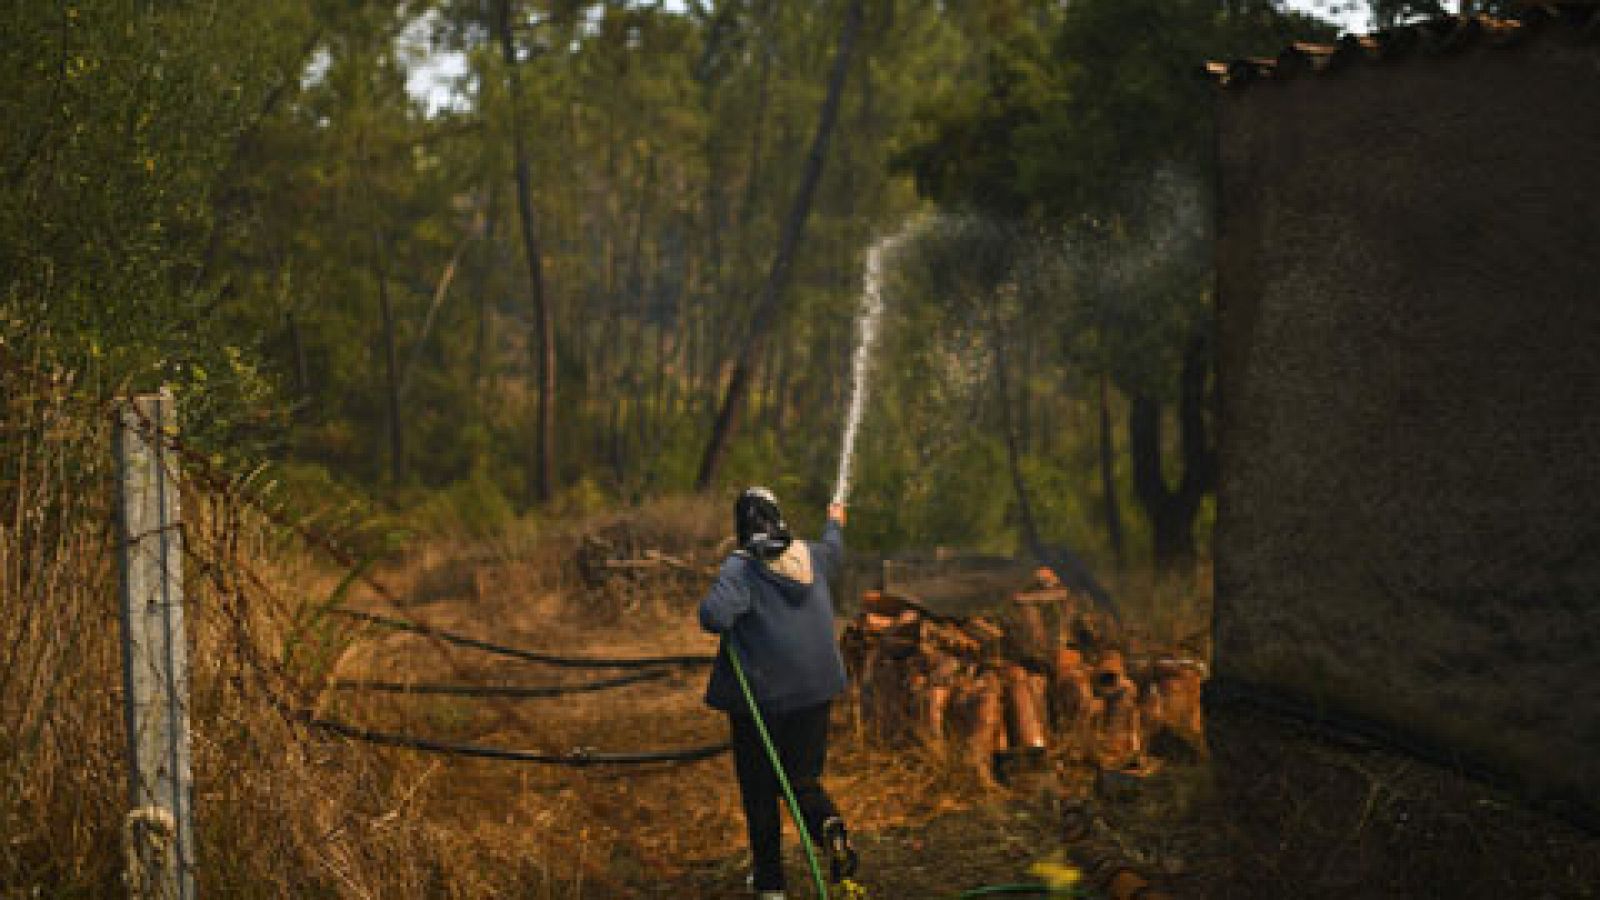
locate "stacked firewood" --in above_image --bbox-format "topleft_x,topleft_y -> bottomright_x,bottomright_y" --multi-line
838,571 -> 1206,785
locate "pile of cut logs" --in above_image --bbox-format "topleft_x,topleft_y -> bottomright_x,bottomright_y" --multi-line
839,569 -> 1206,786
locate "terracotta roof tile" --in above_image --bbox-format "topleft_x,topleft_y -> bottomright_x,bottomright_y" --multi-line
1202,4 -> 1600,88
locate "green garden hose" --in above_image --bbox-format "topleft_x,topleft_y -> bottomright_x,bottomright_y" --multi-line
726,639 -> 831,899
726,641 -> 1089,900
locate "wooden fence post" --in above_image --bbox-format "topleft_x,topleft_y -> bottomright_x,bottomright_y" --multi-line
114,389 -> 197,900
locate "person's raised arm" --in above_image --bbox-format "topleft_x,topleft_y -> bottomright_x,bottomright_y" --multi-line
814,503 -> 847,580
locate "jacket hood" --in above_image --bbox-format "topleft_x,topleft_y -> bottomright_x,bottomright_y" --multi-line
755,541 -> 813,601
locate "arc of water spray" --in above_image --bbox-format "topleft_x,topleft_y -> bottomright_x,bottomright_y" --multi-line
832,227 -> 910,506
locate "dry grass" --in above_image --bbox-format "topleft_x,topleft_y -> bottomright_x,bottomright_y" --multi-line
0,371 -> 600,897
0,372 -> 124,893
0,368 -> 1216,898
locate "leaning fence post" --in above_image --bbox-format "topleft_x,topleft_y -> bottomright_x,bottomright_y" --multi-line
114,389 -> 197,900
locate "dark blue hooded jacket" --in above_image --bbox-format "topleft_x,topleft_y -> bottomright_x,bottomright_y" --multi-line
698,520 -> 847,714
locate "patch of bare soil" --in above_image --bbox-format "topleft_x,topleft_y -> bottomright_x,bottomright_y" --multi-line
660,794 -> 1061,898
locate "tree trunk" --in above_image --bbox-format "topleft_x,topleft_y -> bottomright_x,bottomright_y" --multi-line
626,161 -> 655,475
649,230 -> 685,446
608,380 -> 625,485
286,311 -> 309,404
1016,332 -> 1033,453
600,107 -> 622,439
1127,332 -> 1215,571
473,181 -> 500,388
759,339 -> 780,432
371,228 -> 404,484
694,0 -> 865,491
994,327 -> 1042,552
736,42 -> 773,228
772,340 -> 792,441
995,318 -> 1118,619
495,0 -> 555,504
686,289 -> 704,410
1098,371 -> 1126,567
652,290 -> 670,444
399,229 -> 474,402
692,164 -> 720,420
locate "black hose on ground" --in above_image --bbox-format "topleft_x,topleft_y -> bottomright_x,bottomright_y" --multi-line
331,607 -> 716,668
304,715 -> 729,766
329,668 -> 672,697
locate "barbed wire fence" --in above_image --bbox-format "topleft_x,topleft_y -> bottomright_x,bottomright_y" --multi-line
0,341 -> 728,896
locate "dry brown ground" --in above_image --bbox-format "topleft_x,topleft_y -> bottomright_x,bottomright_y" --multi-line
323,559 -> 1075,898
313,512 -> 1600,899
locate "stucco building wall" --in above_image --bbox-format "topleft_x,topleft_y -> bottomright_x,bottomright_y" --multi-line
1212,29 -> 1600,817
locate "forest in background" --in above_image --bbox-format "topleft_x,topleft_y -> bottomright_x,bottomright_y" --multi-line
4,0 -> 1483,574
7,1 -> 1545,895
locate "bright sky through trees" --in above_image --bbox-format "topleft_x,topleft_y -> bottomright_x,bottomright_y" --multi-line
402,1 -> 1376,115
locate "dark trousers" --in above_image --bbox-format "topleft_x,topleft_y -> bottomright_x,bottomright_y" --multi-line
728,700 -> 839,892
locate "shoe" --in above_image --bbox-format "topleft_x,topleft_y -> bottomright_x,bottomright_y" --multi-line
821,816 -> 859,883
748,872 -> 784,899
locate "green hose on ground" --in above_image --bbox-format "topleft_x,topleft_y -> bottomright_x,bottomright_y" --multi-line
727,641 -> 1078,900
726,639 -> 831,899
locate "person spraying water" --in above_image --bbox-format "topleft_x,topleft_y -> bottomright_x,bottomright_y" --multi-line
698,489 -> 858,899
697,226 -> 921,897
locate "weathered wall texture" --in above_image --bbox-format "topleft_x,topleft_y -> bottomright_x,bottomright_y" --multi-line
1213,33 -> 1600,818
